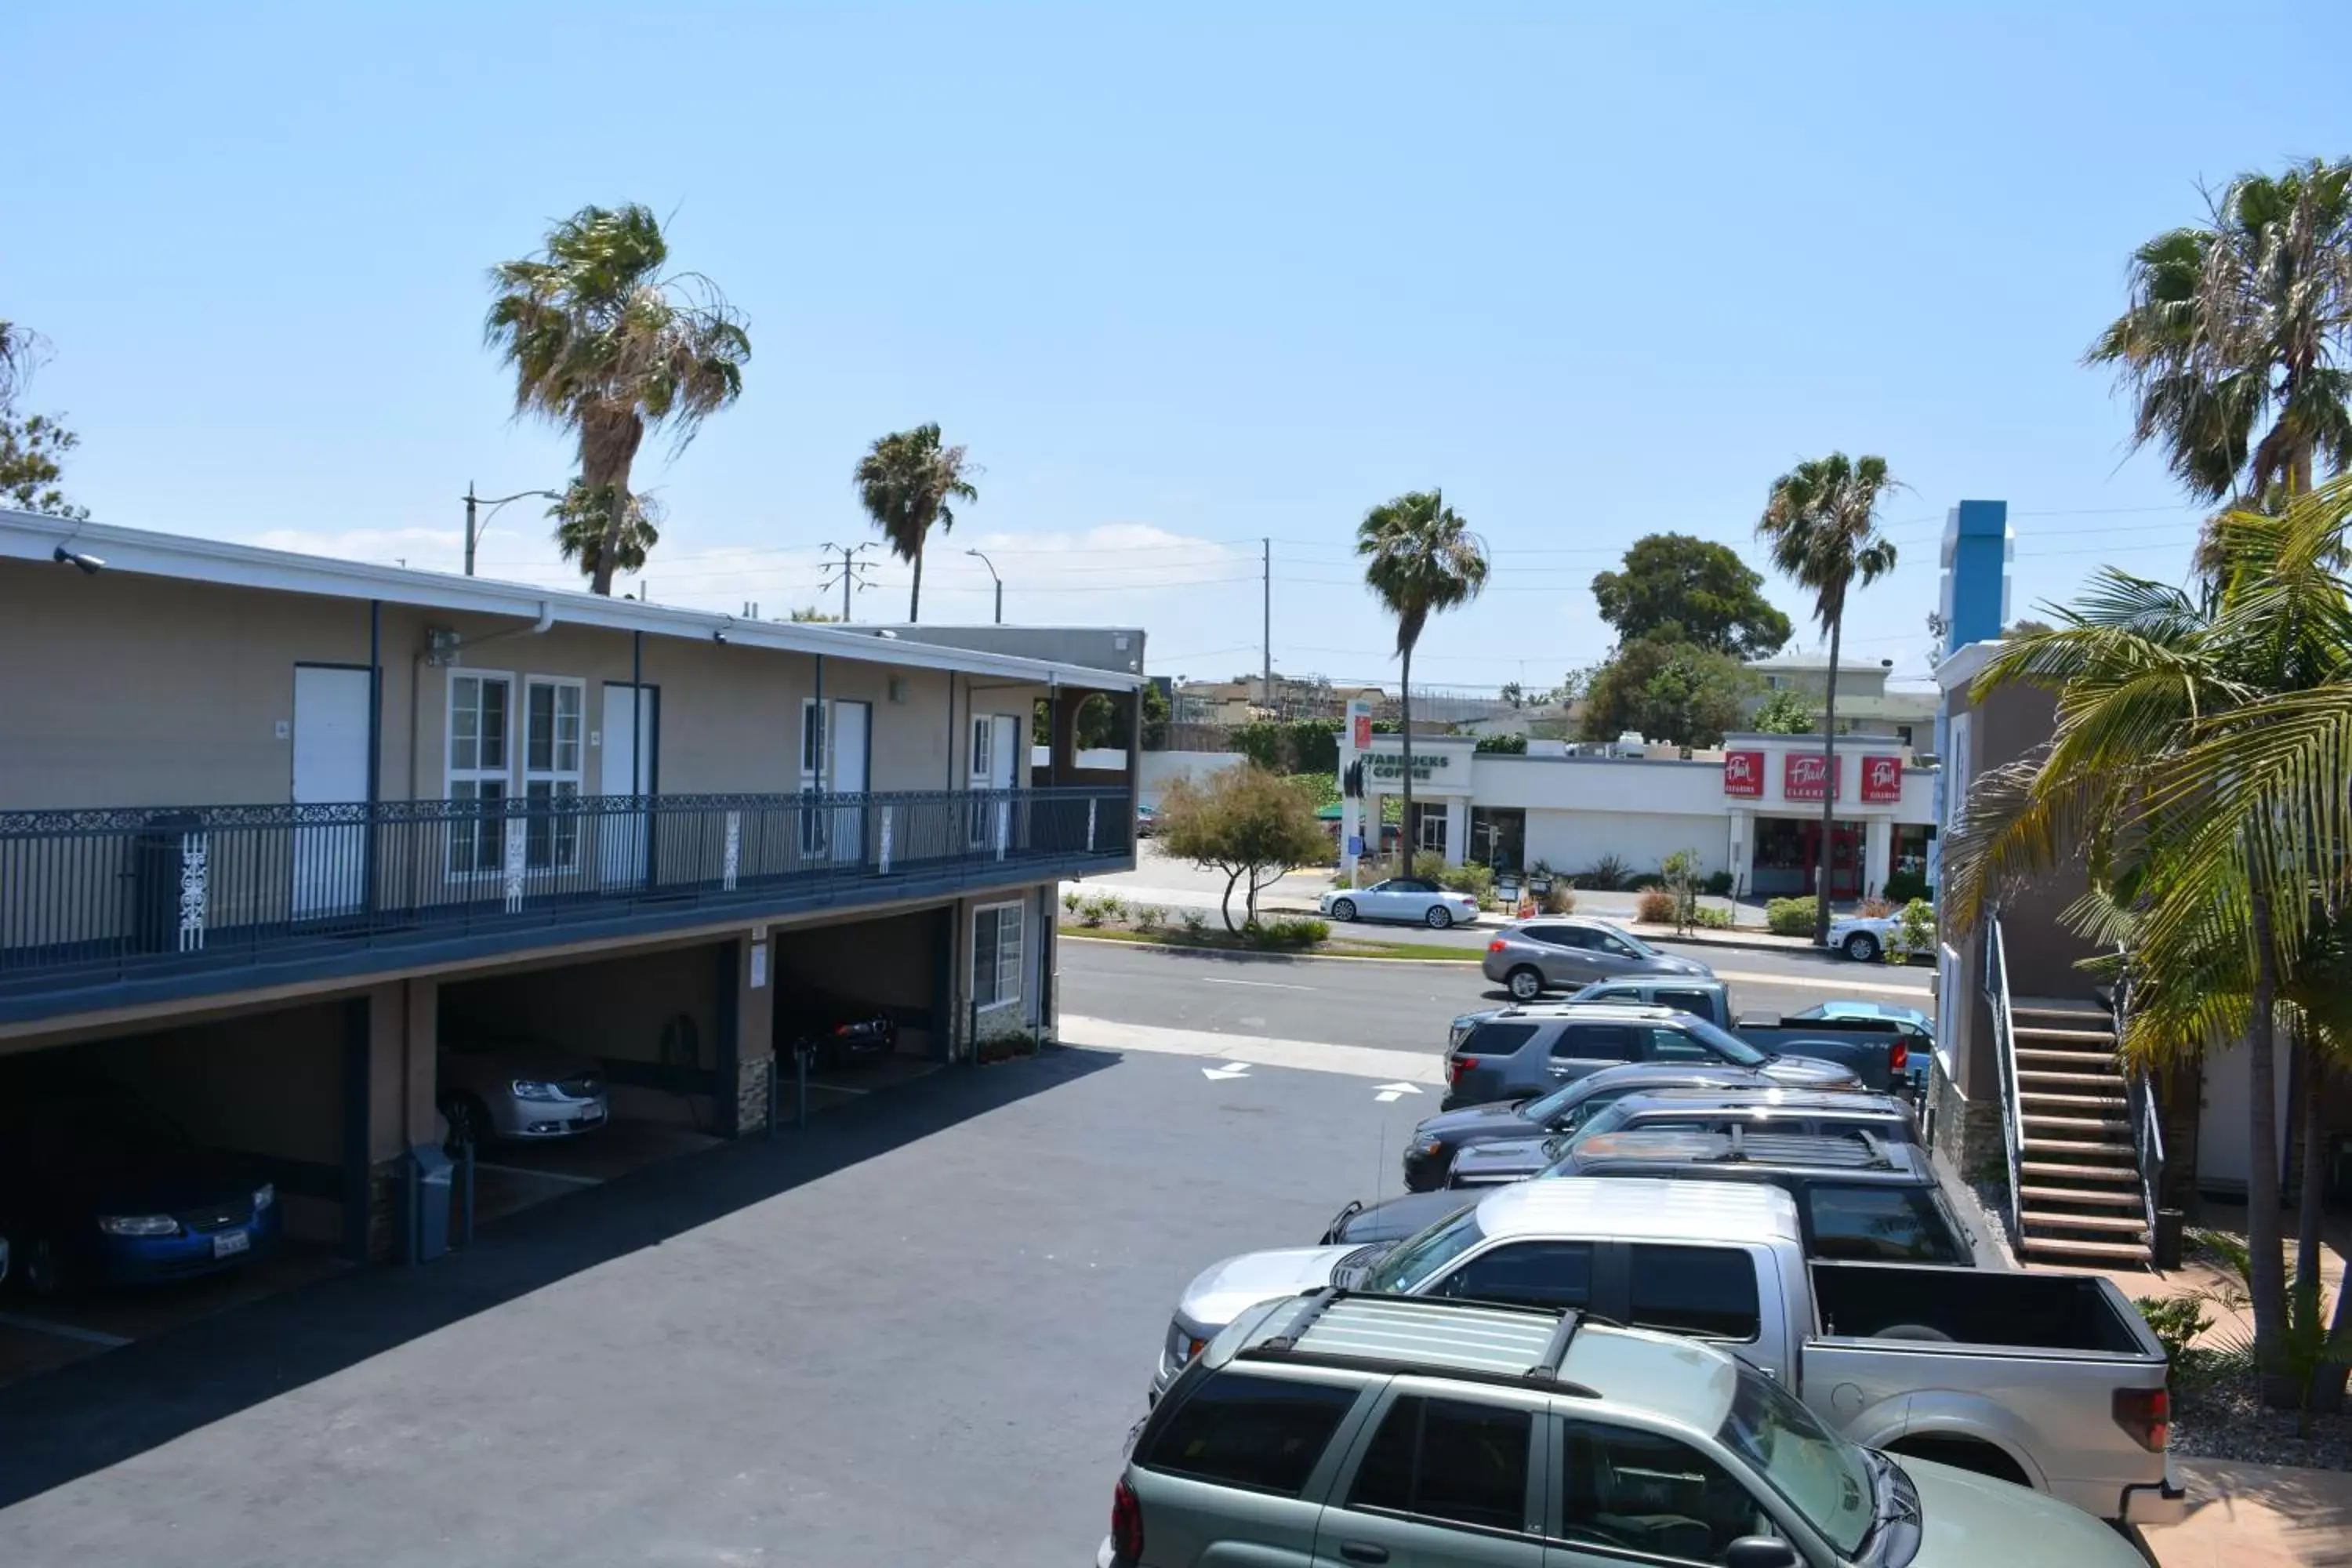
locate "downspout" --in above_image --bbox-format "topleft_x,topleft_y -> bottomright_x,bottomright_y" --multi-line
366,599 -> 382,916
529,600 -> 555,634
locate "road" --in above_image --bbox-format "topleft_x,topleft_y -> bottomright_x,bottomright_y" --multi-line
1058,929 -> 1930,1056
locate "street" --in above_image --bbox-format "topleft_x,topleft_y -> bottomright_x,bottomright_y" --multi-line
1058,926 -> 1931,1056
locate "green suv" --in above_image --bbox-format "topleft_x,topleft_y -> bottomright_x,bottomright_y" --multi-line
1102,1291 -> 2148,1568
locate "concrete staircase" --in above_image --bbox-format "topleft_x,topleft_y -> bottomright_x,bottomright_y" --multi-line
2010,996 -> 2152,1267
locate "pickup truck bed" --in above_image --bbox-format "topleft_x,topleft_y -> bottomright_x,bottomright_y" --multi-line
1805,1261 -> 2179,1525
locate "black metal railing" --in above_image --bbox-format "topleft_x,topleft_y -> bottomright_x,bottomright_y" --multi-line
1984,913 -> 2023,1233
2115,978 -> 2165,1242
0,786 -> 1132,1002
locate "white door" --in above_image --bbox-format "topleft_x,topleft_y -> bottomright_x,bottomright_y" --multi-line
829,700 -> 869,863
600,684 -> 655,886
292,666 -> 372,919
969,713 -> 1018,852
2198,1041 -> 2291,1194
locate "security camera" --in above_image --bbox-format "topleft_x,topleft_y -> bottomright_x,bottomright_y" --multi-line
712,628 -> 728,646
52,546 -> 104,575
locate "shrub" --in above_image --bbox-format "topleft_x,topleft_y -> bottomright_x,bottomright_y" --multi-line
1702,870 -> 1733,897
1134,904 -> 1165,932
1577,853 -> 1633,891
1180,908 -> 1208,936
1062,888 -> 1083,913
1542,884 -> 1577,915
1635,888 -> 1677,924
1766,896 -> 1820,937
2136,1294 -> 2214,1367
1892,898 -> 1936,961
1689,906 -> 1733,930
1883,869 -> 1930,905
1077,895 -> 1117,927
1098,894 -> 1127,923
1245,916 -> 1329,949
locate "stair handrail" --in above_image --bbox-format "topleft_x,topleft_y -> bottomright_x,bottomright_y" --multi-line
1984,912 -> 2024,1242
2114,976 -> 2165,1248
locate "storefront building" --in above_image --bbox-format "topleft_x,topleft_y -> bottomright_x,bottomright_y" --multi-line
1359,732 -> 1937,898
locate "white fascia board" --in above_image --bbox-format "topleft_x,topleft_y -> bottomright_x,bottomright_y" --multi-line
0,510 -> 1141,689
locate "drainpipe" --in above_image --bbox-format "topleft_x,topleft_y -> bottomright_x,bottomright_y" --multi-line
529,601 -> 555,634
366,600 -> 383,915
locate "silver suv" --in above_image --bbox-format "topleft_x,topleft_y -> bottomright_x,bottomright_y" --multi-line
1105,1291 -> 2149,1568
1481,917 -> 1711,1001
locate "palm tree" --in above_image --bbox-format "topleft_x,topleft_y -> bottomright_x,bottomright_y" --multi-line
2088,158 -> 2352,508
548,481 -> 662,584
1356,491 -> 1489,872
851,424 -> 978,622
1944,477 -> 2352,1396
1755,453 -> 1900,942
485,205 -> 750,595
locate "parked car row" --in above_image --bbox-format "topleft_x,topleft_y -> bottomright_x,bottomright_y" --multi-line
1102,949 -> 2183,1564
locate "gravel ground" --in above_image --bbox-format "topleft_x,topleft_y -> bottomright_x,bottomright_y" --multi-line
2173,1373 -> 2352,1469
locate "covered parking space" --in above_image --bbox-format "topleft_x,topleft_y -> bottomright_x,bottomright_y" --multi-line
769,904 -> 953,1103
0,995 -> 362,1389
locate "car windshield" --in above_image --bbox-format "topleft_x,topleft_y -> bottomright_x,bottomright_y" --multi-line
1359,1207 -> 1485,1293
1716,1361 -> 1876,1555
1678,1015 -> 1767,1066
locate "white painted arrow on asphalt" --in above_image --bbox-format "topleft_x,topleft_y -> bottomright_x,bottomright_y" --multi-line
1202,1062 -> 1252,1081
1374,1081 -> 1423,1103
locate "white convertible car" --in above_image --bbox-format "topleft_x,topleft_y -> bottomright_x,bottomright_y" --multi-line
1319,877 -> 1481,930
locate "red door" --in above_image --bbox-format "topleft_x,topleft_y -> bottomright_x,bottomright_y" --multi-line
1799,822 -> 1865,899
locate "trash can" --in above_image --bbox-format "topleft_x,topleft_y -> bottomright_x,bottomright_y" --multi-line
400,1144 -> 455,1263
129,811 -> 204,953
2153,1207 -> 2186,1271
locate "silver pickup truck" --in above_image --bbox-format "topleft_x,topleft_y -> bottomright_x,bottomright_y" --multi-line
1152,1177 -> 2185,1526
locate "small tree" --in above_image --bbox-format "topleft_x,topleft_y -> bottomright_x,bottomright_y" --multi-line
1751,687 -> 1816,735
1659,849 -> 1703,935
1887,898 -> 1935,963
1157,763 -> 1332,931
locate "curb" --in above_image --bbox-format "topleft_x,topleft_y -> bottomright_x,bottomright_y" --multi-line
1058,932 -> 1480,967
1621,924 -> 1825,957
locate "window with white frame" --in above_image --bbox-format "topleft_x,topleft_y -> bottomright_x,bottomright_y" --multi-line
971,902 -> 1023,1011
800,698 -> 829,854
969,715 -> 993,782
524,677 -> 585,869
448,671 -> 512,871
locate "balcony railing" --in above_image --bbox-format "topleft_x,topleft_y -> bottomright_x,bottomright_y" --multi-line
0,786 -> 1132,1011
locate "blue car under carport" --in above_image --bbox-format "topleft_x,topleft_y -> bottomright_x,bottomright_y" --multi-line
0,1090 -> 281,1294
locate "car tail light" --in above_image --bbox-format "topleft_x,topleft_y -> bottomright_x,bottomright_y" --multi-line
1449,1056 -> 1475,1086
1487,938 -> 1506,953
1890,1040 -> 1908,1075
1112,1478 -> 1145,1560
2114,1386 -> 2169,1452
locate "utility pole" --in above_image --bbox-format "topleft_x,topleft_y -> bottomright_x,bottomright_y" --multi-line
1261,536 -> 1273,711
818,542 -> 877,622
463,483 -> 561,577
464,483 -> 477,576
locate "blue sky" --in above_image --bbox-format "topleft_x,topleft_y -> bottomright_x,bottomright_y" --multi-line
9,2 -> 2347,691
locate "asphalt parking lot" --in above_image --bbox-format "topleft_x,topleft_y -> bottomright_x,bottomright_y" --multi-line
0,1040 -> 1432,1565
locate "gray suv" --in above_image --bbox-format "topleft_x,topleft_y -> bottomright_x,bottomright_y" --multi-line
1480,917 -> 1710,1001
1105,1290 -> 2148,1568
1443,1004 -> 1856,1109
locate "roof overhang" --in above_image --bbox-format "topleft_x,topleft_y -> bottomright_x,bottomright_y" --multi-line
0,510 -> 1143,690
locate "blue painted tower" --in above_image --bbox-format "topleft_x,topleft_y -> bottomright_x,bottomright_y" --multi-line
1929,500 -> 2014,891
1938,499 -> 2014,655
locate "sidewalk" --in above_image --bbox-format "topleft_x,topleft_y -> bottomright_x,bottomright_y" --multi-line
2140,1458 -> 2352,1567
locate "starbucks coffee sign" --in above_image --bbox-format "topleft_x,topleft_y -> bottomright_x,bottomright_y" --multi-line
1368,751 -> 1454,782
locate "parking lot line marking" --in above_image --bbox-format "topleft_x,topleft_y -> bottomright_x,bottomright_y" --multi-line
0,1311 -> 133,1348
1199,976 -> 1315,991
1061,1014 -> 1444,1087
472,1162 -> 604,1188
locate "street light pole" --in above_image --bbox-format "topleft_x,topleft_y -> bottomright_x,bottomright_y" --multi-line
463,484 -> 564,575
966,548 -> 1003,624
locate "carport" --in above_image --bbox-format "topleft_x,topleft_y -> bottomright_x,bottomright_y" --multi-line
769,905 -> 953,1072
0,996 -> 362,1388
434,942 -> 733,1225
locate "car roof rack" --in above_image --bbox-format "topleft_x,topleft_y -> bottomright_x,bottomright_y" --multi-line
1240,1290 -> 1602,1396
1584,1126 -> 1901,1171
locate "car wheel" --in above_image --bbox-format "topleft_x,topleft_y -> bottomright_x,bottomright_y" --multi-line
442,1095 -> 493,1152
1843,931 -> 1882,962
19,1238 -> 66,1298
1507,966 -> 1545,1001
1425,906 -> 1454,930
1330,898 -> 1357,923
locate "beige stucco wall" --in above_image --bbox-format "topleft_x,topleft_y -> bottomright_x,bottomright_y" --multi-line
1,557 -> 1052,811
